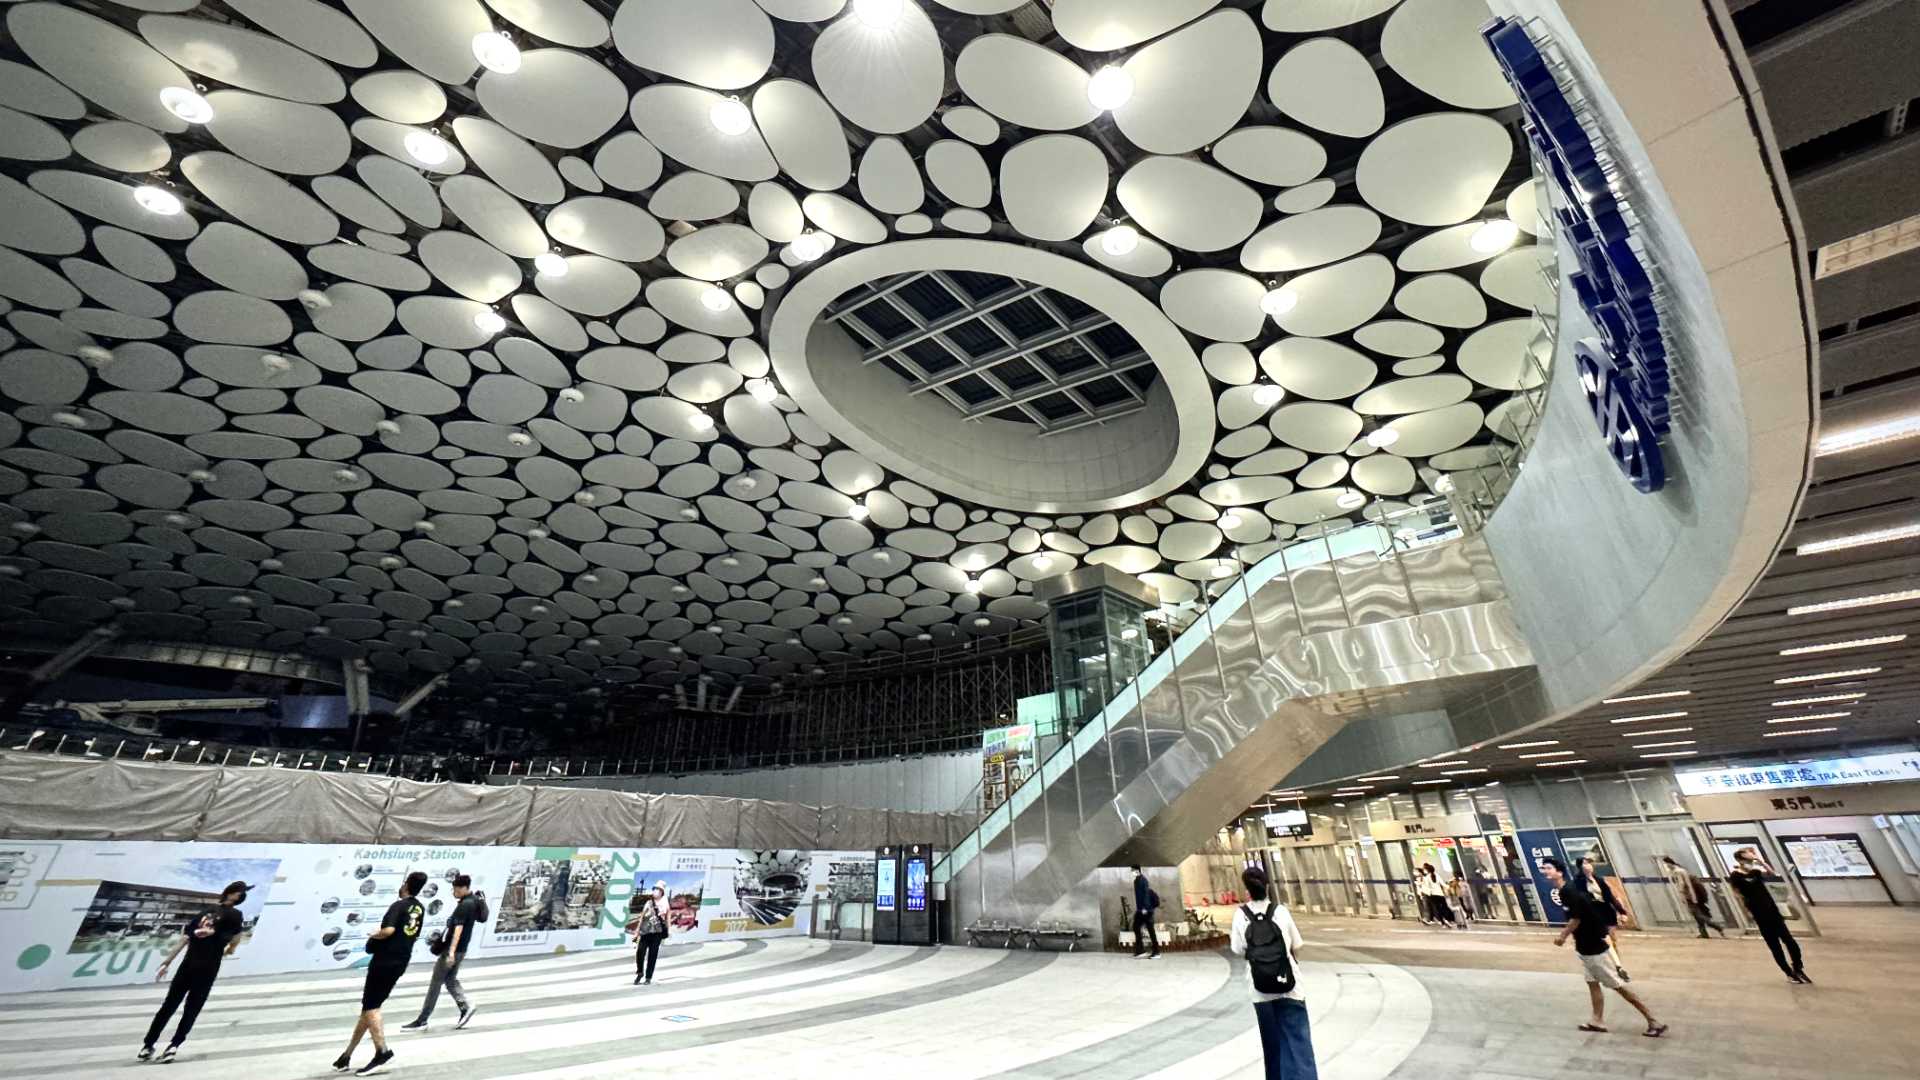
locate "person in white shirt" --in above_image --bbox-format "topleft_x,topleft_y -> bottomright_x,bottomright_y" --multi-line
1231,867 -> 1315,1078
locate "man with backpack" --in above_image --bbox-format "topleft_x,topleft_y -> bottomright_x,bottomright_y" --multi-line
1128,865 -> 1160,959
1660,855 -> 1725,939
1233,867 -> 1314,1078
402,874 -> 488,1032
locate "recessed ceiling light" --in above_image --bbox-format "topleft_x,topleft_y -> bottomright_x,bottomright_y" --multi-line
1101,224 -> 1140,257
1032,554 -> 1053,572
1498,740 -> 1559,749
1536,758 -> 1588,767
791,231 -> 826,262
1354,775 -> 1399,782
1261,286 -> 1300,318
133,185 -> 182,216
852,0 -> 904,28
1441,768 -> 1488,775
159,86 -> 212,124
1773,667 -> 1880,684
1336,491 -> 1366,509
1211,562 -> 1233,578
1780,633 -> 1907,655
1632,740 -> 1695,748
847,504 -> 869,521
403,129 -> 451,166
1815,413 -> 1920,455
473,309 -> 506,335
965,575 -> 983,594
1772,692 -> 1866,707
534,252 -> 568,277
1412,778 -> 1452,785
1251,382 -> 1284,407
1470,218 -> 1520,253
1763,726 -> 1840,737
1417,759 -> 1468,768
747,378 -> 777,402
688,411 -> 715,432
1219,512 -> 1242,530
1796,521 -> 1920,555
1087,65 -> 1133,111
1765,711 -> 1852,724
700,285 -> 732,311
1602,689 -> 1691,704
1640,750 -> 1698,759
1519,750 -> 1575,759
1788,589 -> 1920,615
1618,726 -> 1692,737
1608,711 -> 1689,724
1366,426 -> 1401,449
471,31 -> 521,74
709,96 -> 753,135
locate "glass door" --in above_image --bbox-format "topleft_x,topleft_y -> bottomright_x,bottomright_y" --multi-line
1377,841 -> 1416,919
1599,822 -> 1699,930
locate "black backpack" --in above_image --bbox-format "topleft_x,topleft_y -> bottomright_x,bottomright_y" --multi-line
1241,900 -> 1296,995
1147,887 -> 1161,912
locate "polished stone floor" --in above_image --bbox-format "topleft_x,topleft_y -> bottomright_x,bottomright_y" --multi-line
1,907 -> 1912,1079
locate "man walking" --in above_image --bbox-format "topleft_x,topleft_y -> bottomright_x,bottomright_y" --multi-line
1660,855 -> 1725,939
138,880 -> 250,1062
335,870 -> 427,1075
1540,858 -> 1667,1038
401,874 -> 485,1031
1727,847 -> 1810,983
1129,865 -> 1160,959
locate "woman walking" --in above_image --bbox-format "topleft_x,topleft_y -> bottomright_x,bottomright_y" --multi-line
629,881 -> 671,985
1232,866 -> 1315,1078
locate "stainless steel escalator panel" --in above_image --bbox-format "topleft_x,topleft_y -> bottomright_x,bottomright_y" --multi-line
1105,692 -> 1152,793
1140,662 -> 1185,762
1335,551 -> 1420,626
1073,719 -> 1120,826
1289,562 -> 1348,635
1174,634 -> 1234,764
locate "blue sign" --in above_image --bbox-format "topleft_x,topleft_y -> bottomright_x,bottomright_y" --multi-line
876,858 -> 897,913
1517,828 -> 1570,924
1483,17 -> 1672,493
904,858 -> 927,913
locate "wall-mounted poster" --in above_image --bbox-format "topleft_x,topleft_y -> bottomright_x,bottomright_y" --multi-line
876,857 -> 897,913
1781,834 -> 1877,878
904,858 -> 928,913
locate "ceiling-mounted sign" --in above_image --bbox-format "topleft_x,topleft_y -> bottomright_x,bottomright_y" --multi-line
1482,17 -> 1673,493
1369,812 -> 1489,842
1675,751 -> 1920,795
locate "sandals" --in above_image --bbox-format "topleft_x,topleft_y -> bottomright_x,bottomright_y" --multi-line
1577,1023 -> 1608,1033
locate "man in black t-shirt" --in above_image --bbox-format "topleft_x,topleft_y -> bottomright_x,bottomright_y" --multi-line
402,874 -> 485,1031
1728,847 -> 1810,983
334,871 -> 427,1076
1541,858 -> 1668,1038
138,880 -> 250,1062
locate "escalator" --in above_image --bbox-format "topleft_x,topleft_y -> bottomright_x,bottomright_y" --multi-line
937,527 -> 1536,929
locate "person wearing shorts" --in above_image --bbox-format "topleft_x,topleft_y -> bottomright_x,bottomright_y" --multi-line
1541,858 -> 1667,1038
335,870 -> 427,1075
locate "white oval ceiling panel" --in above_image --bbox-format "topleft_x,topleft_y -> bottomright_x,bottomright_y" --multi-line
1352,374 -> 1473,416
139,14 -> 345,105
629,84 -> 779,183
752,78 -> 852,191
1268,38 -> 1383,138
1397,221 -> 1494,272
1381,401 -> 1484,456
1081,233 -> 1174,279
801,193 -> 886,245
1479,245 -> 1555,312
1381,0 -> 1519,110
1350,453 -> 1417,495
1261,0 -> 1403,32
1274,179 -> 1337,214
1270,254 -> 1393,338
1240,205 -> 1381,273
924,140 -> 992,209
1259,338 -> 1377,401
1160,269 -> 1266,343
1202,343 -> 1256,386
1354,318 -> 1445,358
614,0 -> 775,90
594,132 -> 665,193
941,106 -> 1001,146
857,138 -> 924,216
1116,156 -> 1262,253
650,172 -> 742,222
954,34 -> 1099,132
476,48 -> 626,150
1000,135 -> 1106,243
1269,401 -> 1363,454
811,0 -> 944,134
1393,355 -> 1446,377
9,3 -> 191,134
351,71 -> 446,125
1356,112 -> 1513,226
1457,317 -> 1550,390
1053,0 -> 1222,50
666,224 -> 772,282
1394,272 -> 1487,328
1212,126 -> 1327,188
545,196 -> 666,262
1113,10 -> 1262,155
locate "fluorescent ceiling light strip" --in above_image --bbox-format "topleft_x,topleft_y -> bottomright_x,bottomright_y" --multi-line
1602,689 -> 1691,703
1816,413 -> 1920,455
1772,667 -> 1880,685
1537,758 -> 1588,767
1766,711 -> 1851,724
1788,589 -> 1920,616
1608,711 -> 1689,724
1772,693 -> 1866,706
1780,634 -> 1907,655
1354,775 -> 1399,782
1519,750 -> 1576,759
1763,727 -> 1840,737
1417,759 -> 1469,768
1632,740 -> 1696,748
1498,740 -> 1560,749
1412,778 -> 1453,785
1618,726 -> 1693,737
1641,750 -> 1698,758
1796,522 -> 1920,555
1442,768 -> 1489,775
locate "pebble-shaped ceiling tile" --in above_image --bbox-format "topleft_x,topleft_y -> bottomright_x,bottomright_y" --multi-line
0,0 -> 1538,704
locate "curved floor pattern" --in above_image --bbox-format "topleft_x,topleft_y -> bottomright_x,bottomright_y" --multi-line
0,937 -> 1429,1079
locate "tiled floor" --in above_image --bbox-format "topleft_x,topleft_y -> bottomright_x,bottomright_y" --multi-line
2,906 -> 1914,1078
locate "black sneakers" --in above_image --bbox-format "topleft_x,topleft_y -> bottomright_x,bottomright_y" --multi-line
455,1005 -> 476,1030
399,1019 -> 428,1031
332,1053 -> 353,1072
137,1047 -> 154,1061
355,1048 -> 394,1075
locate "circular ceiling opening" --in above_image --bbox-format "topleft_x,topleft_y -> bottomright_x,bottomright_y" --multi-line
767,239 -> 1212,513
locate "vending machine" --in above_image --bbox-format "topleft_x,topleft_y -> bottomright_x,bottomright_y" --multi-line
873,843 -> 938,946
